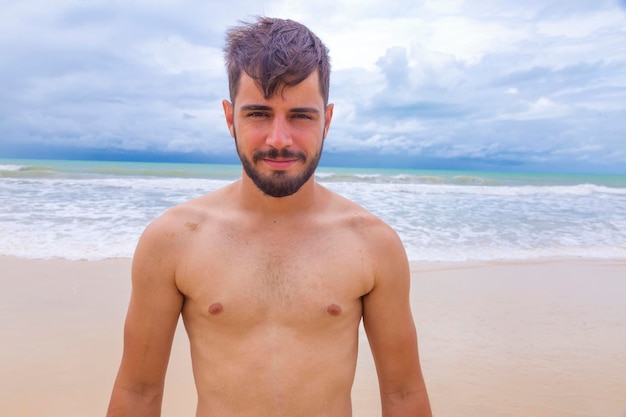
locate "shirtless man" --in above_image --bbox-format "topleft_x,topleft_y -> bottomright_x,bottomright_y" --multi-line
106,17 -> 432,417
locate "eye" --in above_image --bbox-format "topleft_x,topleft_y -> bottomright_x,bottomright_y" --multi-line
247,111 -> 269,118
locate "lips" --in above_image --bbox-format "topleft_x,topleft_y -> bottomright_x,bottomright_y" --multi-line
262,158 -> 298,170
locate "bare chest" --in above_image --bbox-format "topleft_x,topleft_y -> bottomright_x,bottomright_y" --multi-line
178,228 -> 370,328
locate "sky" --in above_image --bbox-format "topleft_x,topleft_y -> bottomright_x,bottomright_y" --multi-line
1,0 -> 626,174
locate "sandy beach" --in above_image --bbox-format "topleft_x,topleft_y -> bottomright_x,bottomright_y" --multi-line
1,256 -> 625,417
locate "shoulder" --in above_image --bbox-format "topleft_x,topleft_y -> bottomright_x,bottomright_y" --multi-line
323,186 -> 408,274
138,198 -> 205,252
322,191 -> 412,301
133,186 -> 235,274
352,209 -> 408,280
324,186 -> 401,240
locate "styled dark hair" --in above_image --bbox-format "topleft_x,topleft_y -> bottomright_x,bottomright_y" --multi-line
224,17 -> 331,105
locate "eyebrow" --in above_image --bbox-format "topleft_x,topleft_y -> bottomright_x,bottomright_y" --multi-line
291,107 -> 320,114
239,104 -> 320,114
239,105 -> 272,112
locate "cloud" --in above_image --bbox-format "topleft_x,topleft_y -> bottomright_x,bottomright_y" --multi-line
321,1 -> 626,173
1,0 -> 625,173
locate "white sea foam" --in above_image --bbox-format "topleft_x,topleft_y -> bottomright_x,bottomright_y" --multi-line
1,161 -> 625,261
324,180 -> 626,262
0,164 -> 26,172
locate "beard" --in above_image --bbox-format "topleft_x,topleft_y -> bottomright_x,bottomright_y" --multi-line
235,133 -> 323,198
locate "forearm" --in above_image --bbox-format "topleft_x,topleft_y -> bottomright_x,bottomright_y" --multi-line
381,387 -> 433,417
106,384 -> 164,417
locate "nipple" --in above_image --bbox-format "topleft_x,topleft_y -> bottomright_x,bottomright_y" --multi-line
327,304 -> 342,316
208,303 -> 224,315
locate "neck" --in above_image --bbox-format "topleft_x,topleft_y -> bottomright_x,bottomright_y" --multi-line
237,172 -> 320,217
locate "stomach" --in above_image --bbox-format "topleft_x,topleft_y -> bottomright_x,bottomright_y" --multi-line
187,322 -> 360,417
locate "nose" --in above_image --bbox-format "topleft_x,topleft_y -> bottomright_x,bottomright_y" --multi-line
265,115 -> 293,149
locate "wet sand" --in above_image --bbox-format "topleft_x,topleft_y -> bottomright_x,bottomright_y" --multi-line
1,256 -> 625,417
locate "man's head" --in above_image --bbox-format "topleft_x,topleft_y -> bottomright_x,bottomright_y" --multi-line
224,17 -> 331,106
222,17 -> 333,199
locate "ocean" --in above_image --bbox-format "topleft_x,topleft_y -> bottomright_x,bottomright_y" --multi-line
1,158 -> 625,262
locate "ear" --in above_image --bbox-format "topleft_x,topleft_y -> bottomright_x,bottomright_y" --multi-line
323,103 -> 334,140
222,99 -> 235,139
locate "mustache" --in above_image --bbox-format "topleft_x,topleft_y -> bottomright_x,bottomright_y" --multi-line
252,148 -> 307,163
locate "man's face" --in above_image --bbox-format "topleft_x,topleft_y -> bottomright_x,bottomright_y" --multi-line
222,72 -> 333,198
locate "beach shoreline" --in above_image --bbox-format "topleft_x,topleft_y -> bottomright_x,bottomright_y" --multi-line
1,255 -> 625,417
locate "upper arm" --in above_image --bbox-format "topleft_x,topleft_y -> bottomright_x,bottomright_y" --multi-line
114,215 -> 185,394
362,222 -> 431,415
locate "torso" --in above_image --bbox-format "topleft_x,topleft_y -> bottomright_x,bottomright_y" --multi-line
168,182 -> 379,417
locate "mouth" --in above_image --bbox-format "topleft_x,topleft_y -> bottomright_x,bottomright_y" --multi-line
262,158 -> 299,170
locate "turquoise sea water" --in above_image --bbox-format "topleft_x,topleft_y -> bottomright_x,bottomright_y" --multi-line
1,158 -> 625,261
